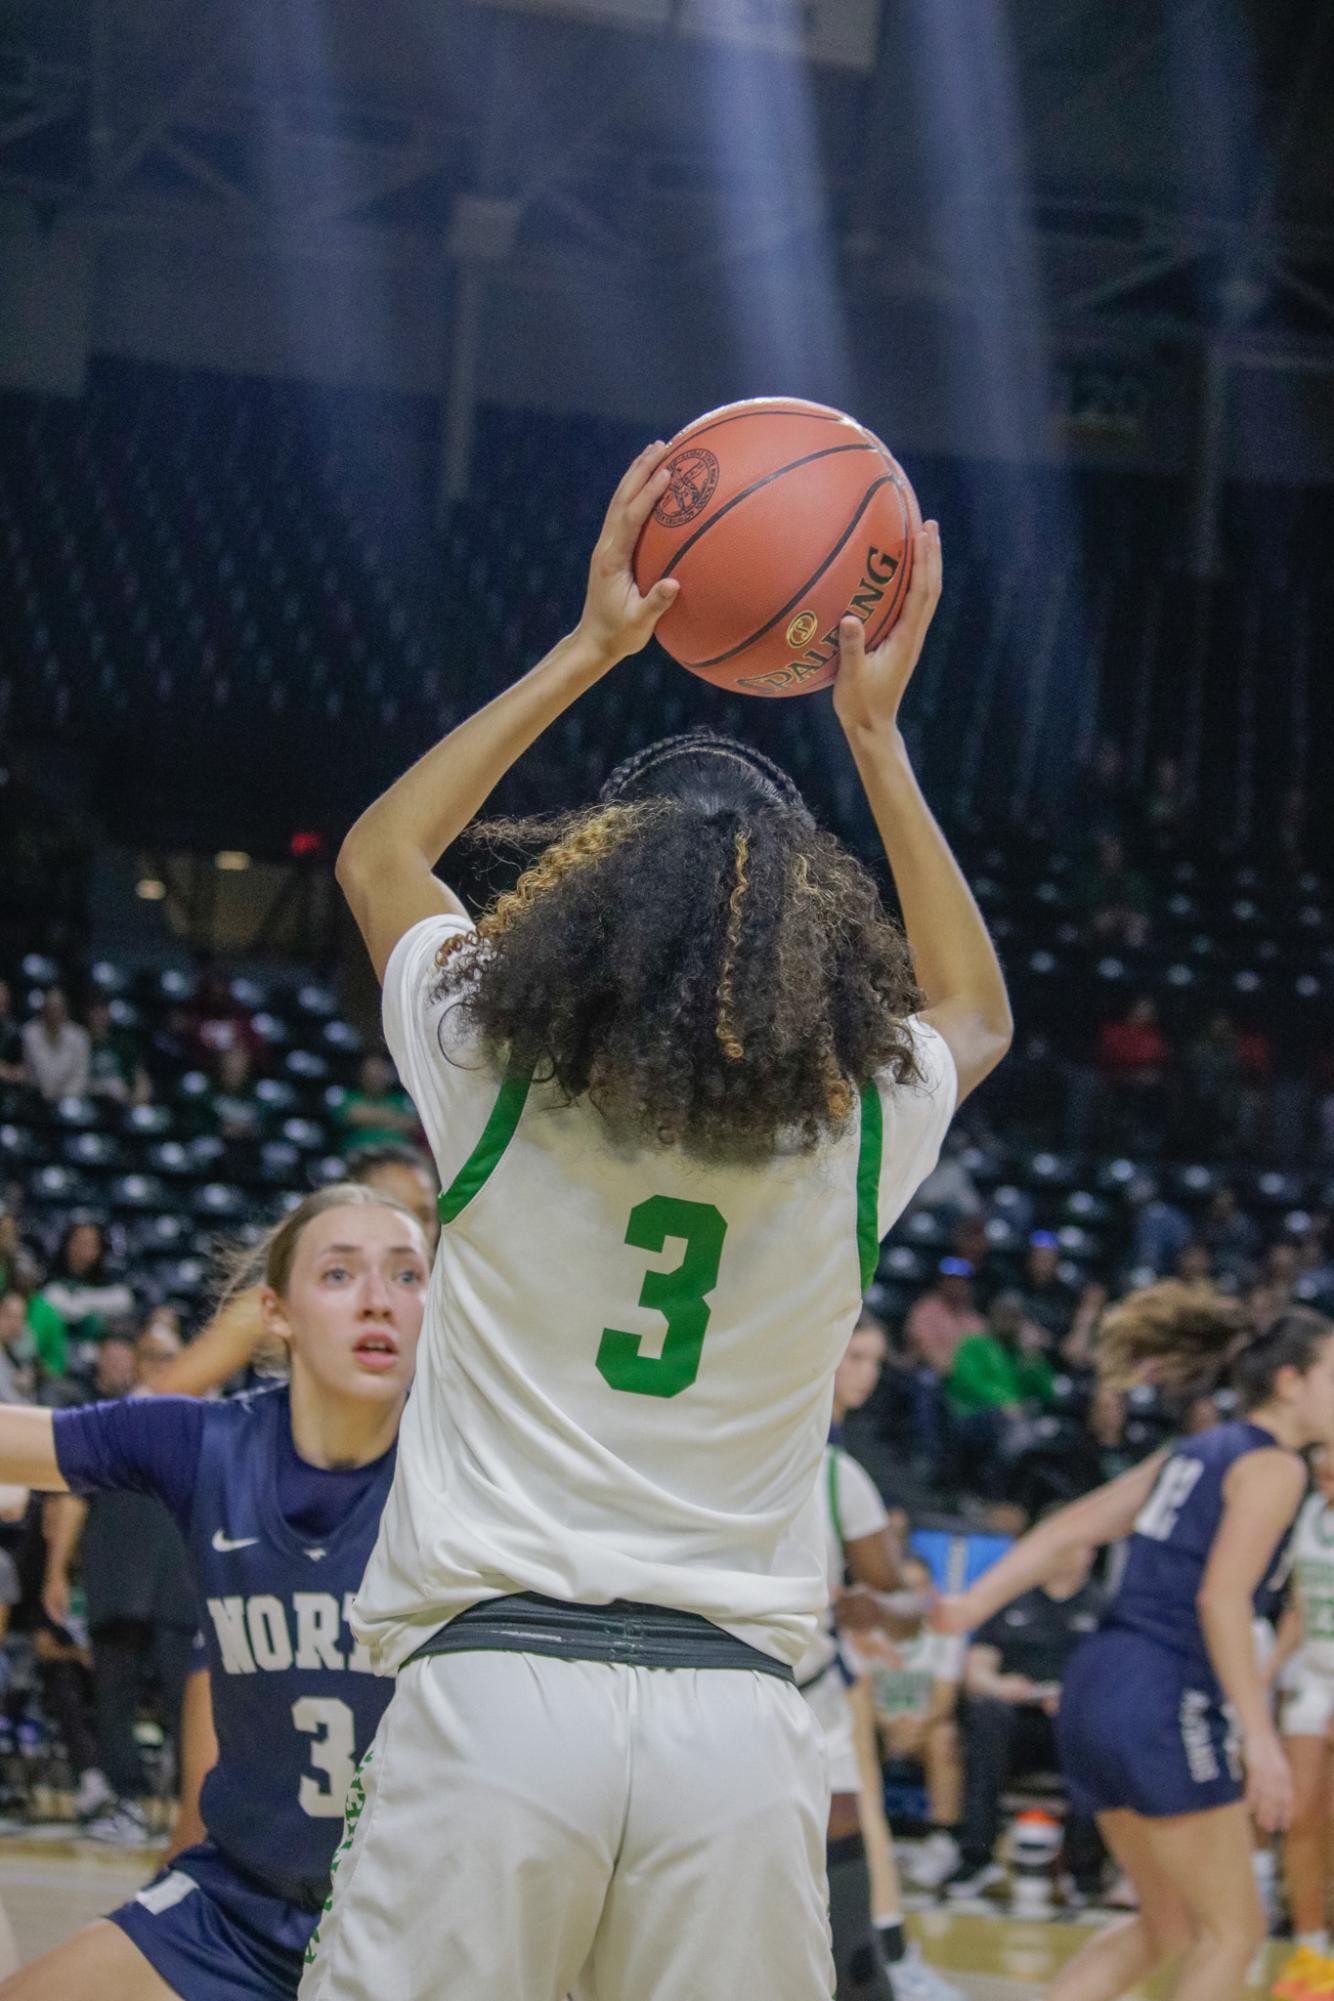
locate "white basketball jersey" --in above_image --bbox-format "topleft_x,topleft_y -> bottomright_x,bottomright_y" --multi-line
1292,1492 -> 1334,1674
354,914 -> 957,1673
794,1445 -> 890,1684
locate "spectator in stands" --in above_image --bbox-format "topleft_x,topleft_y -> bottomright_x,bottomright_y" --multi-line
1126,1183 -> 1192,1277
343,1141 -> 439,1247
1017,1233 -> 1077,1345
85,996 -> 150,1107
1173,1241 -> 1214,1285
1201,1183 -> 1260,1283
21,985 -> 90,1101
904,1259 -> 985,1474
0,1291 -> 35,1403
335,1051 -> 419,1154
0,979 -> 25,1085
1184,1011 -> 1247,1154
133,1312 -> 184,1392
38,1221 -> 134,1382
1097,994 -> 1170,1086
947,1292 -> 1054,1500
945,1540 -> 1105,1902
1074,834 -> 1152,949
0,1207 -> 40,1298
953,1215 -> 1001,1311
1095,995 -> 1172,1145
210,1042 -> 265,1141
867,1553 -> 965,1892
187,966 -> 263,1068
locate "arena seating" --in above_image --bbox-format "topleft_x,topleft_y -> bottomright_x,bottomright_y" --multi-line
2,362 -> 1331,857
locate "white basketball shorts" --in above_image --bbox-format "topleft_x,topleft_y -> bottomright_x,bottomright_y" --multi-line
1281,1663 -> 1334,1740
298,1650 -> 834,2001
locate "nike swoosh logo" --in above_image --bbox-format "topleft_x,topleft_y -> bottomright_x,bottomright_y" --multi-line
211,1530 -> 260,1553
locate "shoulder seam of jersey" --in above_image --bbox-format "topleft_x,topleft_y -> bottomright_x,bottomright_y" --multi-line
855,1080 -> 882,1292
436,1060 -> 534,1226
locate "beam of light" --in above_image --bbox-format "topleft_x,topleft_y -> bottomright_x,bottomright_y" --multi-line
899,0 -> 1097,823
682,0 -> 853,406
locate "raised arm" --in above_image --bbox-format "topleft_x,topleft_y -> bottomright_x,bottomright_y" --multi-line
933,1449 -> 1168,1635
833,521 -> 1012,1105
337,444 -> 681,982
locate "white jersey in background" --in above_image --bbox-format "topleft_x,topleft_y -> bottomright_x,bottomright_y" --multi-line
1280,1491 -> 1334,1739
795,1443 -> 891,1686
1291,1491 -> 1334,1671
354,913 -> 958,1674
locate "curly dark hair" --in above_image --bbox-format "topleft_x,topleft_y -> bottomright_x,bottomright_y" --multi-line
432,731 -> 925,1162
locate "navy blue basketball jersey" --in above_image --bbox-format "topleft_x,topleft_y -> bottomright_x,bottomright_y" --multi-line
1107,1420 -> 1299,1689
186,1388 -> 395,1907
54,1383 -> 397,1910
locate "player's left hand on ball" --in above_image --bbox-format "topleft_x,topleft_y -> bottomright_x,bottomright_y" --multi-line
577,444 -> 681,664
832,521 -> 941,738
1244,1726 -> 1294,1833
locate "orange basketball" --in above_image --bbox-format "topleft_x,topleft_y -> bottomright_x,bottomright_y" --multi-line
634,396 -> 920,698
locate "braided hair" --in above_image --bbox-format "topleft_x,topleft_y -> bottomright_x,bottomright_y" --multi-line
432,730 -> 924,1161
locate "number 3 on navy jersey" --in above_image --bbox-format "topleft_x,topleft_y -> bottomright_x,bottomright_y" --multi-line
597,1197 -> 727,1399
293,1696 -> 357,1818
1135,1457 -> 1205,1542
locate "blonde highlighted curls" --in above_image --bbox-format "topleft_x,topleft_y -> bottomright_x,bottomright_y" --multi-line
436,803 -> 661,973
1096,1280 -> 1249,1397
429,791 -> 925,1163
715,831 -> 749,1062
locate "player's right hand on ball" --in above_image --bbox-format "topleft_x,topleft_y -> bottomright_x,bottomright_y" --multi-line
577,444 -> 681,665
832,521 -> 941,738
1244,1725 -> 1294,1833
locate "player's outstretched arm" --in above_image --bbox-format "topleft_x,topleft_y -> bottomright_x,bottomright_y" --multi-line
833,522 -> 1012,1106
338,443 -> 680,982
0,1408 -> 63,1492
932,1448 -> 1168,1636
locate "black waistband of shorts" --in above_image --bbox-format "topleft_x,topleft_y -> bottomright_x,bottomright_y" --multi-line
403,1591 -> 794,1682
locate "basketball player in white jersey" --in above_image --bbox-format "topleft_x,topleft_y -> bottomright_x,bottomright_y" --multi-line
302,443 -> 1010,2001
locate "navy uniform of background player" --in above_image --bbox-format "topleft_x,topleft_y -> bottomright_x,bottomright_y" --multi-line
0,1183 -> 428,2001
938,1289 -> 1334,2001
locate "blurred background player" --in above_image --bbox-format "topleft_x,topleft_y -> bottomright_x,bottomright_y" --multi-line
306,450 -> 1009,2001
937,1291 -> 1334,2001
0,1184 -> 428,2001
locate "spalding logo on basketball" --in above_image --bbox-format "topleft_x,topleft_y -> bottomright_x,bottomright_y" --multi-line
633,396 -> 921,698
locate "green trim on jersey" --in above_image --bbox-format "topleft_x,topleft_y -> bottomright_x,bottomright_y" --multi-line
856,1081 -> 883,1292
826,1446 -> 845,1550
436,1062 -> 534,1226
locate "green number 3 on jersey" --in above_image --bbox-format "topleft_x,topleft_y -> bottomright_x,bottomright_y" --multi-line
596,1196 -> 727,1399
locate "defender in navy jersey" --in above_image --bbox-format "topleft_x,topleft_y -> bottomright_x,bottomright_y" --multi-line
937,1289 -> 1334,2001
0,1183 -> 427,2001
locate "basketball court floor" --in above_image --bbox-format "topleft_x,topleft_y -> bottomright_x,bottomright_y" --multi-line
0,1839 -> 1292,1997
